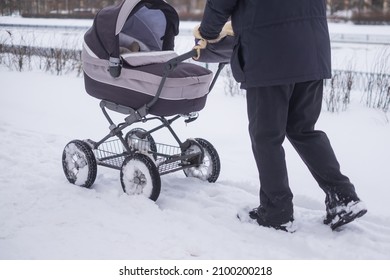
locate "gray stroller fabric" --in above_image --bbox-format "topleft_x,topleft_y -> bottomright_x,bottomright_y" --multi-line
121,50 -> 178,66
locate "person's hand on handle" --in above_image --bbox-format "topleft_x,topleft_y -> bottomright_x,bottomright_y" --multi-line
192,21 -> 234,60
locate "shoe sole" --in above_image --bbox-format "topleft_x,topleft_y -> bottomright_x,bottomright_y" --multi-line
238,210 -> 296,233
270,222 -> 297,233
330,209 -> 367,230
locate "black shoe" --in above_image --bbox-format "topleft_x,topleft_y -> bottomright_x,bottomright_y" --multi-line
324,200 -> 367,230
249,207 -> 296,233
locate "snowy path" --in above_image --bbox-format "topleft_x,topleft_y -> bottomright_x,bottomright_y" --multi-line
1,69 -> 390,259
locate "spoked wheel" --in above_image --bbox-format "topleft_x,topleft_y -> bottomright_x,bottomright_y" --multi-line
125,128 -> 157,160
62,140 -> 97,188
120,153 -> 161,201
183,138 -> 220,183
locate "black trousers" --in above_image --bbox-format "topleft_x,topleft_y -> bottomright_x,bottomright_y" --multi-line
246,80 -> 358,224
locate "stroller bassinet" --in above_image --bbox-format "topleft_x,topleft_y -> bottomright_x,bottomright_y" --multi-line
82,0 -> 213,116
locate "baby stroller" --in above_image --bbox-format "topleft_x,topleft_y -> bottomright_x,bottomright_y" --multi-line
62,0 -> 232,201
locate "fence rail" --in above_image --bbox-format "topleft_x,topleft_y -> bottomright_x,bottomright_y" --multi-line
0,22 -> 90,31
330,33 -> 390,45
1,22 -> 390,45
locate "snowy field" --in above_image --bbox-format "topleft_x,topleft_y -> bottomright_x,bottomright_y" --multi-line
1,17 -> 390,263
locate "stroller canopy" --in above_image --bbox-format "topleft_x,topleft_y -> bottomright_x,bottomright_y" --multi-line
84,0 -> 179,60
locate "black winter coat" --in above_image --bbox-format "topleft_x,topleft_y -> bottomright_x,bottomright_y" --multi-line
199,0 -> 332,88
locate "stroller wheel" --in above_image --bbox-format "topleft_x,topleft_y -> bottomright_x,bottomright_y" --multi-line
120,153 -> 161,201
183,138 -> 220,183
62,140 -> 97,188
125,128 -> 157,161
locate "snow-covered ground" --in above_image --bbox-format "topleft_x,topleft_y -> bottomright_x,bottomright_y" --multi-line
1,16 -> 390,261
0,65 -> 390,260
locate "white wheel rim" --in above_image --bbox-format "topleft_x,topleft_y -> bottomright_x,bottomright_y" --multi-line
122,159 -> 153,197
128,132 -> 155,162
128,136 -> 151,152
64,143 -> 89,185
184,145 -> 213,180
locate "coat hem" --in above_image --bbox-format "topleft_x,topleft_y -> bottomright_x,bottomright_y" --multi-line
241,73 -> 332,89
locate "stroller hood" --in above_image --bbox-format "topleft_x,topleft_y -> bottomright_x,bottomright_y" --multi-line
84,0 -> 179,60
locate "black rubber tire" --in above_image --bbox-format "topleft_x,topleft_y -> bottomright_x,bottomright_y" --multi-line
125,128 -> 157,160
120,153 -> 161,201
62,140 -> 97,188
183,138 -> 221,183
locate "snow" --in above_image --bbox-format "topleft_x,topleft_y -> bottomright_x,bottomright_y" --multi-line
0,17 -> 390,262
0,15 -> 92,27
1,66 -> 390,260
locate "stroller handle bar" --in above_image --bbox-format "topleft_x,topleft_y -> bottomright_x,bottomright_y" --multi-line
147,48 -> 200,110
165,49 -> 198,71
147,48 -> 227,112
165,48 -> 227,92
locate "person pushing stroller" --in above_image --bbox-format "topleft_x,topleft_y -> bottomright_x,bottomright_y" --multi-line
194,0 -> 367,232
